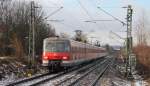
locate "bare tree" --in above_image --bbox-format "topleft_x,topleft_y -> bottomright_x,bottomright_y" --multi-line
133,10 -> 150,75
135,10 -> 149,45
0,1 -> 56,58
73,30 -> 88,43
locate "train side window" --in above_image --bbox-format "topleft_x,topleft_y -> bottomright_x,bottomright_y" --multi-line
74,47 -> 76,53
71,47 -> 73,53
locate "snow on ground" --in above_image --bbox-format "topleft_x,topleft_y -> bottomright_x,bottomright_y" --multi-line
132,71 -> 149,86
0,57 -> 8,60
0,56 -> 48,86
98,60 -> 149,86
98,66 -> 131,86
0,73 -> 17,86
134,80 -> 148,86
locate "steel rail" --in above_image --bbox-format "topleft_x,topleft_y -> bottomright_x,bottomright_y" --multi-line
30,68 -> 77,86
30,58 -> 105,86
54,59 -> 104,86
90,63 -> 110,86
90,58 -> 114,86
6,72 -> 50,86
68,59 -> 109,86
7,65 -> 81,86
7,57 -> 107,86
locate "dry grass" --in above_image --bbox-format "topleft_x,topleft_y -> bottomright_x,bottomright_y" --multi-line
10,33 -> 24,58
133,45 -> 150,79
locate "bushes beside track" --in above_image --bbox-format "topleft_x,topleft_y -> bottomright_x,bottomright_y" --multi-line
133,45 -> 150,78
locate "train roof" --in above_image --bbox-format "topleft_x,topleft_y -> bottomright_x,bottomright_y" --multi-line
44,37 -> 68,41
44,37 -> 106,50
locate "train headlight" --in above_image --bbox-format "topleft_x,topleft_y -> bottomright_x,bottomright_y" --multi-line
43,60 -> 48,63
43,56 -> 48,60
62,56 -> 68,60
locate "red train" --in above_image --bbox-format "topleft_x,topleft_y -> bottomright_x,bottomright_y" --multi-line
42,37 -> 107,69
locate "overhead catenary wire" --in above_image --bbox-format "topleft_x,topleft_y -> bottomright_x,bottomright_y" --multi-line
110,30 -> 125,40
44,6 -> 63,19
90,0 -> 125,44
109,33 -> 124,45
86,0 -> 116,32
76,0 -> 102,29
46,8 -> 86,31
77,0 -> 94,21
44,0 -> 100,31
97,6 -> 126,26
45,0 -> 86,30
60,0 -> 86,31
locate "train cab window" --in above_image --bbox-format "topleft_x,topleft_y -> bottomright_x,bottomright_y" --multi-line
44,41 -> 70,52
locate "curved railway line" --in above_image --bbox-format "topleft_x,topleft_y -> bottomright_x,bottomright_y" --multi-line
7,56 -> 114,86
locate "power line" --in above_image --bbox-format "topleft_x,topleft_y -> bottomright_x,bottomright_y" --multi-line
56,1 -> 86,31
76,0 -> 101,29
86,0 -> 113,31
77,0 -> 94,21
97,6 -> 126,26
84,0 -> 120,32
77,0 -> 93,20
44,6 -> 63,19
110,30 -> 125,40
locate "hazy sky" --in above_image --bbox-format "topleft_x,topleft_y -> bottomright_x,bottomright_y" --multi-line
35,0 -> 150,46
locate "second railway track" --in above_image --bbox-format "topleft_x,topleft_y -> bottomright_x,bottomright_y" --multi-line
34,58 -> 107,86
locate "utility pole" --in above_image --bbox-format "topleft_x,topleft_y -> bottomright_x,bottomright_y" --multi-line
126,5 -> 133,78
29,1 -> 35,68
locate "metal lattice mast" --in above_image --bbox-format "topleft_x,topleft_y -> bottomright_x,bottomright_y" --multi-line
28,1 -> 35,67
126,5 -> 133,77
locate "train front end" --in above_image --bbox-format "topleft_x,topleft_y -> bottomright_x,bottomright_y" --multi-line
42,38 -> 70,68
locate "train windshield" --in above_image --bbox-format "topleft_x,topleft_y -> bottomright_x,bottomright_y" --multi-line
44,41 -> 69,52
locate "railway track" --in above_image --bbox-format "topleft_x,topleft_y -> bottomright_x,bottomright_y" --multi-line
90,57 -> 114,86
33,57 -> 113,86
6,57 -> 106,86
6,72 -> 51,86
51,56 -> 113,86
58,57 -> 113,86
34,58 -> 106,86
6,66 -> 80,86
